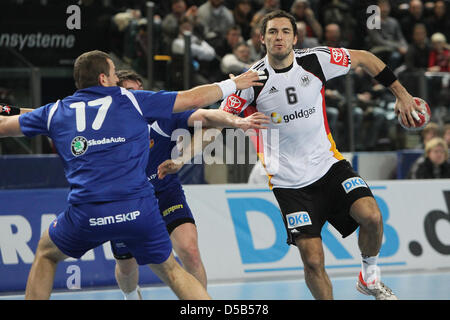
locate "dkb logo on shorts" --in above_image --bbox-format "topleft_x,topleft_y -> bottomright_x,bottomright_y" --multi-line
286,211 -> 312,229
341,177 -> 368,194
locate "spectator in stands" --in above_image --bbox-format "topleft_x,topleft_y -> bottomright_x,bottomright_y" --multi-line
294,21 -> 319,49
161,0 -> 199,54
250,0 -> 280,29
247,26 -> 265,61
428,32 -> 450,72
197,0 -> 235,48
290,0 -> 322,40
425,0 -> 450,41
427,32 -> 450,108
400,0 -> 427,43
444,123 -> 450,150
367,0 -> 408,70
408,137 -> 450,178
322,23 -> 347,48
320,0 -> 356,48
221,41 -> 253,75
171,16 -> 217,88
415,121 -> 441,149
215,25 -> 244,57
232,0 -> 253,40
323,76 -> 363,151
405,23 -> 431,71
353,66 -> 397,151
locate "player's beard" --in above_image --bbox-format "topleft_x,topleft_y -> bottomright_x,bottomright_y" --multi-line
269,45 -> 292,63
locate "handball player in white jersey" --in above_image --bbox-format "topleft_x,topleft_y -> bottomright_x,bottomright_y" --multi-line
220,10 -> 423,300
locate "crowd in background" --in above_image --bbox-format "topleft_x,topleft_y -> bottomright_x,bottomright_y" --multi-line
2,0 -> 450,178
106,0 -> 449,153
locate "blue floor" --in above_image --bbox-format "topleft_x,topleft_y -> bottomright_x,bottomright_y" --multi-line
1,270 -> 449,300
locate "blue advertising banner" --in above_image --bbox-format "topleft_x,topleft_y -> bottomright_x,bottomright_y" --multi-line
0,189 -> 161,293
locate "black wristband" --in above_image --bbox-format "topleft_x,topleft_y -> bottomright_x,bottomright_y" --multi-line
1,104 -> 20,116
374,66 -> 397,87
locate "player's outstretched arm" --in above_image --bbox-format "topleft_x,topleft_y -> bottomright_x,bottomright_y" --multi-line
188,109 -> 269,130
157,128 -> 209,179
0,115 -> 24,137
348,49 -> 421,128
172,69 -> 266,113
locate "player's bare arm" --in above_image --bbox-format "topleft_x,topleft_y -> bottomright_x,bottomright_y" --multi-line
188,109 -> 269,130
348,49 -> 420,128
158,111 -> 270,179
0,115 -> 23,137
172,69 -> 266,113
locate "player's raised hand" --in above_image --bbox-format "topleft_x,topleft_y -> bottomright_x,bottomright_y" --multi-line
231,69 -> 267,90
157,159 -> 184,179
234,112 -> 270,131
394,93 -> 422,128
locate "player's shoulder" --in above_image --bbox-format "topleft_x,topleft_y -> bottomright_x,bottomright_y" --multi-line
294,47 -> 332,58
250,57 -> 267,71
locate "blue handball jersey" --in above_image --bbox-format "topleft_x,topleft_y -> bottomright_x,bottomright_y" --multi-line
19,86 -> 178,204
146,110 -> 195,192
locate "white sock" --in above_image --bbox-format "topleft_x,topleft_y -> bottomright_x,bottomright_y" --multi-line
122,286 -> 141,300
361,254 -> 379,284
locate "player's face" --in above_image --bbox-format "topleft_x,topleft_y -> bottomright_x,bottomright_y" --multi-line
428,145 -> 446,166
121,79 -> 143,90
262,17 -> 297,62
102,59 -> 119,87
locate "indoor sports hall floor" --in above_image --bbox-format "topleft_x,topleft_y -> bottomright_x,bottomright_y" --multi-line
1,269 -> 449,300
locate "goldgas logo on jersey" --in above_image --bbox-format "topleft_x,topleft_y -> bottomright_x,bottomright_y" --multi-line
71,136 -> 88,156
223,94 -> 247,115
271,112 -> 282,123
329,48 -> 349,67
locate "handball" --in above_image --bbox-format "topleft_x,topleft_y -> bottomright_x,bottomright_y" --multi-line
398,97 -> 431,131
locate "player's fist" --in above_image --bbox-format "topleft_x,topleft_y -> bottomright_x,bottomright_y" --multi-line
0,103 -> 20,116
157,159 -> 184,179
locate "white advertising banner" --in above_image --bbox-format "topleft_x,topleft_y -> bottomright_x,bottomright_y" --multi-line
185,180 -> 450,282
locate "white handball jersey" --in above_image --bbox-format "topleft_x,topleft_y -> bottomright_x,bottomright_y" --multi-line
220,47 -> 351,189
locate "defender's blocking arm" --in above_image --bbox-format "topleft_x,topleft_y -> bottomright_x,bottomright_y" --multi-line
172,69 -> 266,113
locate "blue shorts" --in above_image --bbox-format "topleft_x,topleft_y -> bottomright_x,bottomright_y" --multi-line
111,185 -> 194,260
49,196 -> 172,265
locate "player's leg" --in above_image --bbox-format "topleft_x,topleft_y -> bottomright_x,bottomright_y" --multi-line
330,161 -> 397,299
148,252 -> 211,300
110,240 -> 142,300
349,196 -> 383,258
272,186 -> 332,299
159,187 -> 207,288
115,257 -> 142,300
25,228 -> 69,299
349,196 -> 396,299
126,196 -> 210,299
170,223 -> 207,288
295,236 -> 333,300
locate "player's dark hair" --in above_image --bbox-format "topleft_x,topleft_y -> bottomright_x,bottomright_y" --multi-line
116,70 -> 143,87
260,10 -> 298,38
73,50 -> 111,89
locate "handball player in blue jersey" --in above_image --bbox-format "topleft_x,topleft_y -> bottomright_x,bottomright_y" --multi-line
110,70 -> 269,299
0,50 -> 266,299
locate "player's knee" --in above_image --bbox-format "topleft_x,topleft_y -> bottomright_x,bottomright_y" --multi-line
35,233 -> 64,263
352,198 -> 383,230
360,209 -> 383,231
177,243 -> 202,267
302,253 -> 325,274
116,258 -> 138,276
